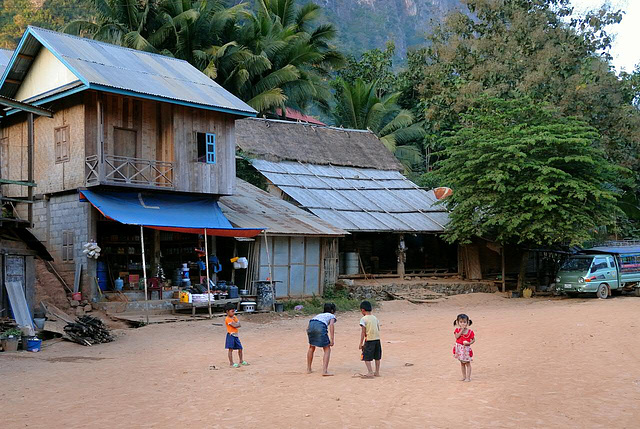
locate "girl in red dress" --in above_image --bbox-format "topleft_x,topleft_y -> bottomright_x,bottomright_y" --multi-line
453,313 -> 475,382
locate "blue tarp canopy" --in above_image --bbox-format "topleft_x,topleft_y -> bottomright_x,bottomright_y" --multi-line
583,246 -> 640,255
80,190 -> 263,237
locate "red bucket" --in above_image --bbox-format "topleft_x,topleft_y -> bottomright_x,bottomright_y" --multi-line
72,292 -> 82,301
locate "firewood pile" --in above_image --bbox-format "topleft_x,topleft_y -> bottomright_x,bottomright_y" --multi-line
63,315 -> 114,346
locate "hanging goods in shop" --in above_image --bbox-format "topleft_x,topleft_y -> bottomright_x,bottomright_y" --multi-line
82,240 -> 101,260
210,255 -> 222,273
233,257 -> 249,269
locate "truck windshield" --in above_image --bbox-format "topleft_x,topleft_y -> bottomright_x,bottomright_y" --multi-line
560,257 -> 593,271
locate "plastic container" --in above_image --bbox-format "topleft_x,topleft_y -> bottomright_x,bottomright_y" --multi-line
274,302 -> 284,313
72,292 -> 82,301
1,337 -> 19,352
115,277 -> 124,291
241,301 -> 256,312
228,285 -> 239,299
34,318 -> 46,330
26,337 -> 42,352
179,291 -> 192,303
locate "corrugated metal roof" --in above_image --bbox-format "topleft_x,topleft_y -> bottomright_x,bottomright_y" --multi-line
252,159 -> 450,233
0,48 -> 12,76
218,179 -> 345,236
0,27 -> 256,116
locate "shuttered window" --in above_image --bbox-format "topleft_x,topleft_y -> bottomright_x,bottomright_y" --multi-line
62,230 -> 74,262
196,132 -> 216,164
55,126 -> 70,164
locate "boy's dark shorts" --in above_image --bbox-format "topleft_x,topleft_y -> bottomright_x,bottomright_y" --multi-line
362,339 -> 382,361
225,333 -> 243,350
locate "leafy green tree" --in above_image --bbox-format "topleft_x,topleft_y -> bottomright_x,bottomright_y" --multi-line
418,0 -> 640,176
337,42 -> 397,97
332,78 -> 425,171
435,97 -> 630,284
0,0 -> 90,48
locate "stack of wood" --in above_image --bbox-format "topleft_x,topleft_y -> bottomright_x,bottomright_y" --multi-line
0,317 -> 18,332
63,315 -> 113,346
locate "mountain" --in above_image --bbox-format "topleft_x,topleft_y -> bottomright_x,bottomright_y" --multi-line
312,0 -> 460,60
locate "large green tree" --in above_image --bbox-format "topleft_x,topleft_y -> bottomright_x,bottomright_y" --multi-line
416,0 -> 640,176
0,0 -> 90,48
435,96 -> 629,249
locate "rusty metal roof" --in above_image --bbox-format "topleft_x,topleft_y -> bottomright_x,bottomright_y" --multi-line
0,27 -> 256,116
218,179 -> 346,236
251,159 -> 450,233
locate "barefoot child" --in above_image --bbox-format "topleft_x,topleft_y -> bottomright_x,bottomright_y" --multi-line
306,303 -> 337,376
453,313 -> 475,381
225,304 -> 248,368
359,300 -> 381,378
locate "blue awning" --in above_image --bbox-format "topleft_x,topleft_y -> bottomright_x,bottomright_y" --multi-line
80,190 -> 263,237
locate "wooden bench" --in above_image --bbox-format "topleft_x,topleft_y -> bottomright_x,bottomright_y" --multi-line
171,298 -> 241,315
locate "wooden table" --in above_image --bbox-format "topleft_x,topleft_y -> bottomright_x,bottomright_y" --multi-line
171,298 -> 241,315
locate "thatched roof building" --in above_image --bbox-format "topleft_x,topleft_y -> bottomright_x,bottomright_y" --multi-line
235,118 -> 449,234
235,118 -> 403,171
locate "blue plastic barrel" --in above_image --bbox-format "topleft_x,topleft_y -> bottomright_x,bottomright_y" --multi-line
26,337 -> 42,352
97,262 -> 108,291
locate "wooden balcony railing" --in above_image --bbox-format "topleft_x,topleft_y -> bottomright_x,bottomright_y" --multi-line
85,155 -> 174,189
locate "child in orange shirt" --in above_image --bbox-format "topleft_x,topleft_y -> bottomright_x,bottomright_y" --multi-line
225,304 -> 248,368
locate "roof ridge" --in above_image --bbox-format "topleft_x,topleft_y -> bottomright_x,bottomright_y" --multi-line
27,25 -> 191,66
246,117 -> 374,134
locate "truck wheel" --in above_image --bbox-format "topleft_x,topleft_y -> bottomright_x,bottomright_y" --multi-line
634,288 -> 640,297
596,284 -> 609,299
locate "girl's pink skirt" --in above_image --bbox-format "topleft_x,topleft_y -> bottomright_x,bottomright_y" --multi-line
453,343 -> 473,362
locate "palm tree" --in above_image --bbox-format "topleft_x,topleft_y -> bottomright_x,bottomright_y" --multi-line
64,0 -> 341,115
332,78 -> 426,170
63,0 -> 158,51
218,0 -> 344,113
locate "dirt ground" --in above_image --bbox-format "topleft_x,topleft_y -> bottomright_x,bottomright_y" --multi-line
2,293 -> 639,428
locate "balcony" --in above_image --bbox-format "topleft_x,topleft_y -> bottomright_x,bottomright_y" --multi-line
85,155 -> 174,189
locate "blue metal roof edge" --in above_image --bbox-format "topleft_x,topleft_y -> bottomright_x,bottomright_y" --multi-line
3,84 -> 88,116
89,84 -> 257,117
0,27 -> 256,116
0,27 -> 90,97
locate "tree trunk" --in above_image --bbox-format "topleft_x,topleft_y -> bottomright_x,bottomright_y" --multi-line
517,250 -> 529,291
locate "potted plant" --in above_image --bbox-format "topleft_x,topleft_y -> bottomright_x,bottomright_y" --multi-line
1,328 -> 22,352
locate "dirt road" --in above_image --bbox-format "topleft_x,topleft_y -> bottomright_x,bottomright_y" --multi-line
2,293 -> 639,428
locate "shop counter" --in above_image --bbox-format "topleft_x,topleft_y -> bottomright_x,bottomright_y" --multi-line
171,297 -> 242,315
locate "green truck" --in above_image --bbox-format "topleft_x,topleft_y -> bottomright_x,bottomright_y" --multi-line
555,246 -> 640,299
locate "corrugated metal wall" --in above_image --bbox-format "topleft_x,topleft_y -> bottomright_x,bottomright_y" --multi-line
257,236 -> 322,297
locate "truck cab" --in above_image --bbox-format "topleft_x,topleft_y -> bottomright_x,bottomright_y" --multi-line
555,246 -> 640,299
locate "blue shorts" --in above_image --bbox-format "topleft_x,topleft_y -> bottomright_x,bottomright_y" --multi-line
225,333 -> 243,350
307,319 -> 330,347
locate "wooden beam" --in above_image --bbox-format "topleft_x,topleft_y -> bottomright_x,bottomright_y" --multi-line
0,94 -> 53,117
28,112 -> 34,225
0,178 -> 37,187
0,197 -> 34,204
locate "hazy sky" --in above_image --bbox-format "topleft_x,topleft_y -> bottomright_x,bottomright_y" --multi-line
571,0 -> 639,72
